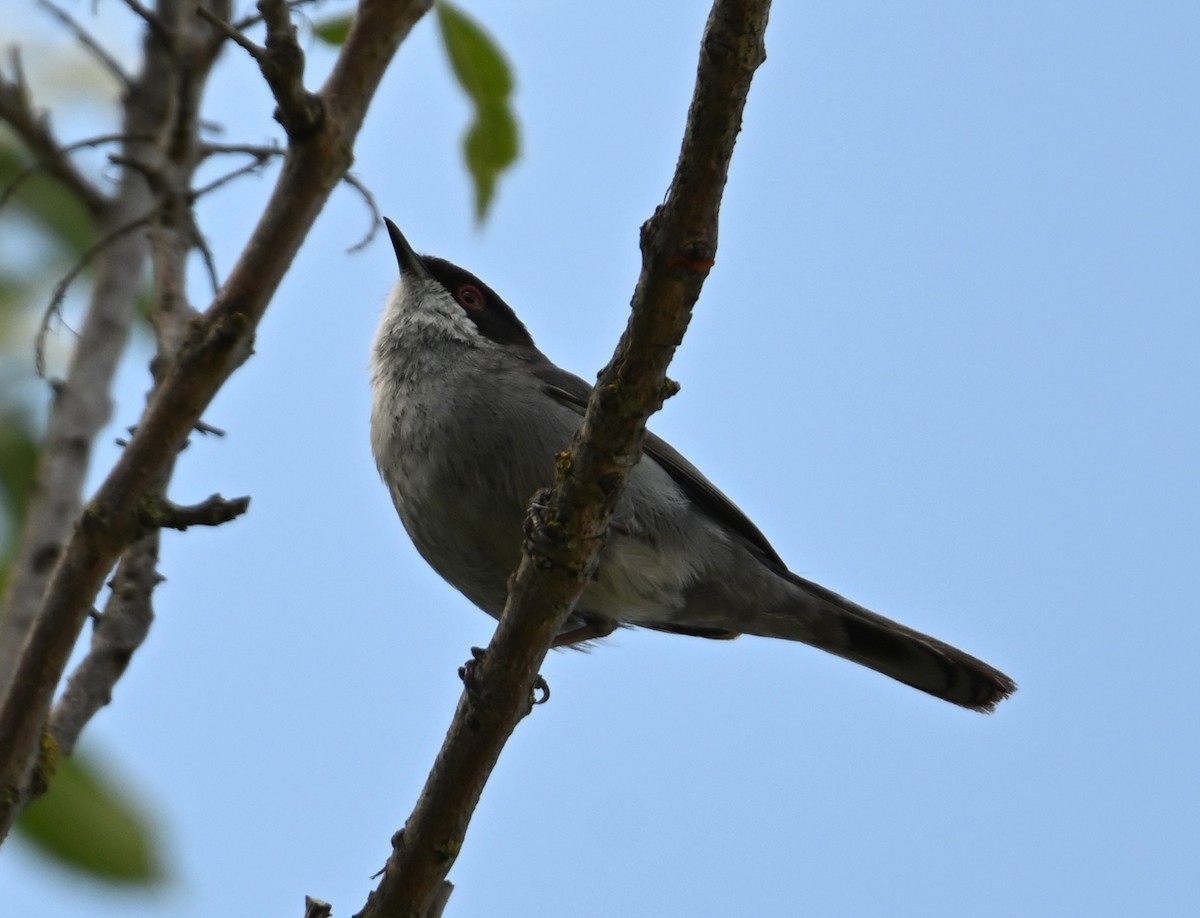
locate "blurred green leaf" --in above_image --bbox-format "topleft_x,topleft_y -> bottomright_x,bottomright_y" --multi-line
0,142 -> 96,256
0,413 -> 39,597
312,14 -> 353,46
465,101 -> 518,220
0,415 -> 38,525
16,749 -> 163,884
435,1 -> 519,221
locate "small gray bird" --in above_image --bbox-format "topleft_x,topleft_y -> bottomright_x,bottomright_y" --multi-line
371,219 -> 1016,712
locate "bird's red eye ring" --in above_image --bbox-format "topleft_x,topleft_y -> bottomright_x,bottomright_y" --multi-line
458,285 -> 484,311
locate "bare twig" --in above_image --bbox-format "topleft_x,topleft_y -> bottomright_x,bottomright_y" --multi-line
35,0 -> 129,87
188,148 -> 275,200
142,493 -> 251,531
340,172 -> 382,252
200,140 -> 284,160
190,210 -> 221,294
0,132 -> 134,215
355,1 -> 772,915
303,897 -> 333,918
195,4 -> 266,61
201,0 -> 323,138
233,0 -> 324,33
194,420 -> 226,436
94,145 -> 276,301
34,210 -> 154,377
0,51 -> 109,216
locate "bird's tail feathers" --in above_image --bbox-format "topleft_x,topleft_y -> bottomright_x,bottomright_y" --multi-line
758,572 -> 1016,713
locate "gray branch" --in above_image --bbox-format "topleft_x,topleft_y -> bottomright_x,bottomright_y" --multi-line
354,1 -> 773,915
200,0 -> 324,139
48,533 -> 162,757
144,493 -> 251,531
303,898 -> 333,918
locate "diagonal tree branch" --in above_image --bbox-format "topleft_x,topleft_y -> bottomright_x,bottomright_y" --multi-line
354,1 -> 773,915
0,0 -> 435,843
0,52 -> 110,217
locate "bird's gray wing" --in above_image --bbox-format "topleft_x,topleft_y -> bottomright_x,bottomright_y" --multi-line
533,364 -> 786,570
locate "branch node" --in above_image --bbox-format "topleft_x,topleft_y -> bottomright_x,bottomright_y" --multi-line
303,897 -> 333,918
118,0 -> 167,36
195,5 -> 266,62
141,493 -> 252,532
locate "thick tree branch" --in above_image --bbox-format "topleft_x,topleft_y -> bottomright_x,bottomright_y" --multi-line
356,2 -> 772,915
0,0 -> 435,842
47,533 -> 162,757
200,0 -> 324,139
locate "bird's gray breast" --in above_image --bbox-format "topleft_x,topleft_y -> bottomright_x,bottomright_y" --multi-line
371,353 -> 572,616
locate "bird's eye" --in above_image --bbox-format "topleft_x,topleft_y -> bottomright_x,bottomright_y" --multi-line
457,285 -> 485,311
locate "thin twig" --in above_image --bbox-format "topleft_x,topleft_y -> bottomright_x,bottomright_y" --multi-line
0,132 -> 135,215
116,0 -> 167,37
190,211 -> 221,294
188,149 -> 275,200
233,0 -> 324,33
106,152 -> 163,189
34,211 -> 154,377
0,51 -> 109,216
340,172 -> 382,252
200,140 -> 284,160
195,4 -> 266,61
35,0 -> 129,87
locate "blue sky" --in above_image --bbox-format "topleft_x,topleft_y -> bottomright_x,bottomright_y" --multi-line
3,1 -> 1198,915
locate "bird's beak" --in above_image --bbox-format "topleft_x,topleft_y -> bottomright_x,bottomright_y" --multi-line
384,217 -> 432,281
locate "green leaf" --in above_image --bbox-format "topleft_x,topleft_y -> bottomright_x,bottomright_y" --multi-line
16,749 -> 163,884
312,14 -> 353,47
465,101 -> 519,220
435,1 -> 520,221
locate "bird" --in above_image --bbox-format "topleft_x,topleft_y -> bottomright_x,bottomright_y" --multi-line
370,219 -> 1016,713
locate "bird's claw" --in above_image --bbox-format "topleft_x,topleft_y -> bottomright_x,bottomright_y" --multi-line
459,646 -> 549,717
457,646 -> 488,701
